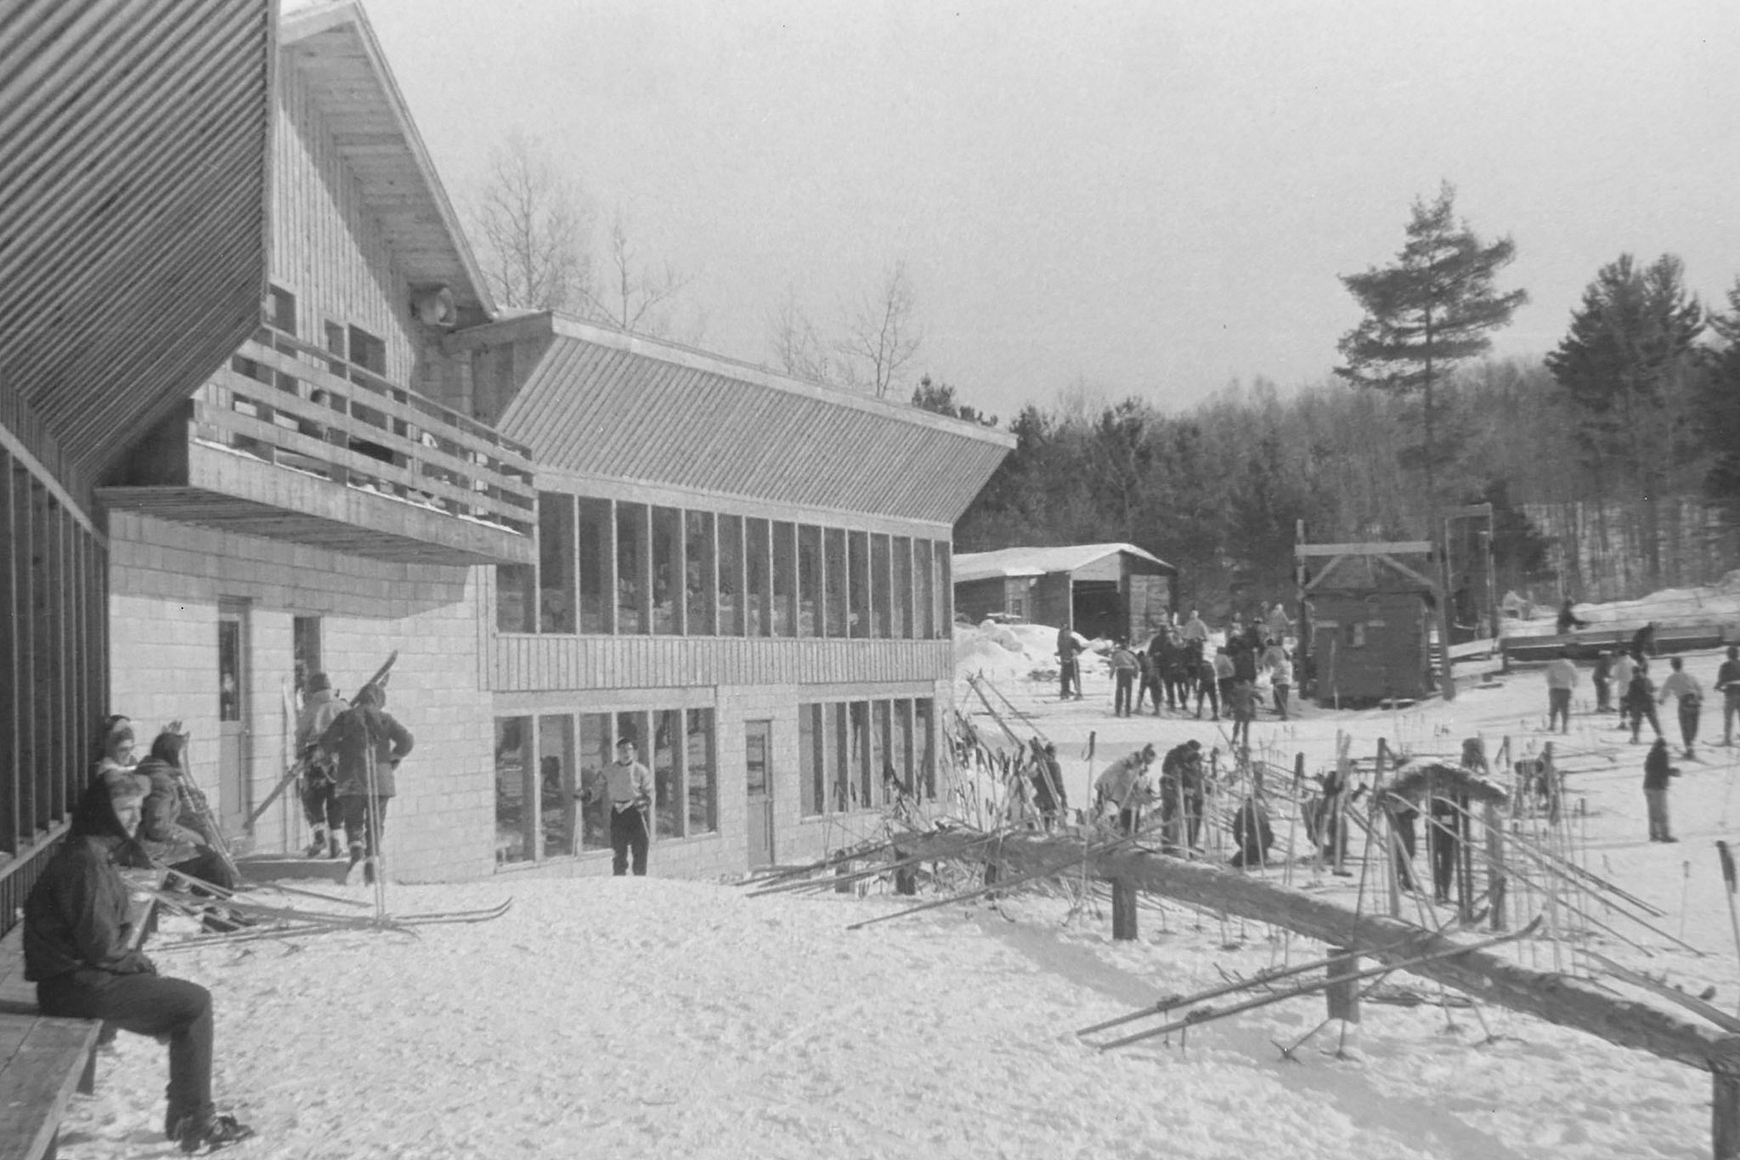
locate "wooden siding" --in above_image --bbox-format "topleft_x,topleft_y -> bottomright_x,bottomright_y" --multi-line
491,636 -> 954,693
272,56 -> 420,384
0,0 -> 274,485
1309,592 -> 1431,703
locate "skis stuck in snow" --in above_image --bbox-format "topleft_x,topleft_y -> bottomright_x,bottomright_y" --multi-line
1085,916 -> 1542,1051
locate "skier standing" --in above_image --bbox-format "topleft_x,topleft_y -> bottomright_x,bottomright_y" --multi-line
1624,664 -> 1662,744
602,735 -> 654,875
295,672 -> 349,858
317,683 -> 413,885
1643,736 -> 1680,842
1717,646 -> 1740,747
1657,655 -> 1703,760
1545,648 -> 1577,734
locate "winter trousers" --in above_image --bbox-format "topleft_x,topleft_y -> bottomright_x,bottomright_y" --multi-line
1629,701 -> 1662,742
39,970 -> 213,1126
1059,658 -> 1080,700
1548,687 -> 1572,733
1646,788 -> 1672,840
1113,671 -> 1134,716
341,794 -> 390,860
300,771 -> 342,834
1593,676 -> 1610,713
1679,699 -> 1701,753
1273,682 -> 1291,720
611,805 -> 649,875
1727,691 -> 1740,745
1195,678 -> 1218,720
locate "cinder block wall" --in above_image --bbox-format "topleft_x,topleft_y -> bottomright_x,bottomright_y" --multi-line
107,512 -> 495,882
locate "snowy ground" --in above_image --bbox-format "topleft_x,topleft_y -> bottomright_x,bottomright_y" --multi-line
55,611 -> 1740,1159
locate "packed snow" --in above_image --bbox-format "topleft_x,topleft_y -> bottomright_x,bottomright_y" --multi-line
50,605 -> 1740,1159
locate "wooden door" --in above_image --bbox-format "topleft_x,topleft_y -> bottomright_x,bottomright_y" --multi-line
217,603 -> 249,836
744,719 -> 774,868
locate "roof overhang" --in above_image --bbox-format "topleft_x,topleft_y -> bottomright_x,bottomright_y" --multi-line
449,313 -> 1015,526
279,0 -> 494,322
1,0 -> 277,489
953,543 -> 1178,584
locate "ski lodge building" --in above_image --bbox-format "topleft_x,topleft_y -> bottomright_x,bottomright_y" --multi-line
0,0 -> 1011,898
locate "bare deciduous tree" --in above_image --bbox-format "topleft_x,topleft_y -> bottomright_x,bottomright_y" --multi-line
767,287 -> 835,383
837,260 -> 923,398
579,211 -> 696,339
468,132 -> 593,312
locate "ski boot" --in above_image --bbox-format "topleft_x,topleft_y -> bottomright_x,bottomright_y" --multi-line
303,828 -> 327,858
169,1108 -> 255,1154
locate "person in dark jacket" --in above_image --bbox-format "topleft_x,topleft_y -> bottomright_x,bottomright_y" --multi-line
1029,740 -> 1067,832
24,777 -> 253,1153
295,672 -> 349,858
1556,598 -> 1589,635
1643,737 -> 1680,841
1592,649 -> 1613,714
1720,646 -> 1740,748
134,730 -> 239,897
1625,665 -> 1662,744
1230,795 -> 1274,869
317,683 -> 414,884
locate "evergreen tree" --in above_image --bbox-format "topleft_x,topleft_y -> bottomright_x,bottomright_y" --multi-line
1547,253 -> 1704,584
1697,278 -> 1740,507
1336,182 -> 1527,502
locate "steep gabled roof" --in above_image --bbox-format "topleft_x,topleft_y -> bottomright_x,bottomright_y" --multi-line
452,313 -> 1014,526
1306,552 -> 1438,595
953,543 -> 1176,583
279,0 -> 494,320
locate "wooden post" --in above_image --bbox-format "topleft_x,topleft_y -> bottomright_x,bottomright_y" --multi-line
895,866 -> 917,896
1379,739 -> 1400,918
1438,517 -> 1457,701
1326,947 -> 1361,1023
1715,1069 -> 1740,1160
834,861 -> 854,894
984,860 -> 1000,901
1112,879 -> 1139,941
1485,799 -> 1507,931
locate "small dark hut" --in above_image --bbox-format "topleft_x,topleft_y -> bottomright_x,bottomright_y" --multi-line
952,543 -> 1177,641
1305,550 -> 1440,705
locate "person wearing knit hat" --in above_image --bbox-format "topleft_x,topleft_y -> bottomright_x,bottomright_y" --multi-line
317,682 -> 414,884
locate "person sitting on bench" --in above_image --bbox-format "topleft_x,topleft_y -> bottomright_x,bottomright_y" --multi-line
23,775 -> 254,1154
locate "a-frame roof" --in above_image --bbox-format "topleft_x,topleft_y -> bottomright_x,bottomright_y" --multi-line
279,0 -> 494,321
1306,552 -> 1439,596
952,543 -> 1176,583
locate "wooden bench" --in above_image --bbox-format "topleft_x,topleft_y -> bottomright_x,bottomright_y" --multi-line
0,870 -> 159,1160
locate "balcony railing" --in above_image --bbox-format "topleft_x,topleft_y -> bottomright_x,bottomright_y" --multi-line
196,327 -> 534,534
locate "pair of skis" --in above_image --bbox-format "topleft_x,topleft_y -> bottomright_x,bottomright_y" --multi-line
1080,916 -> 1542,1051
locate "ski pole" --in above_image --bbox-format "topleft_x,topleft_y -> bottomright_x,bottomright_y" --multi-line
1718,840 -> 1740,1013
1680,859 -> 1692,942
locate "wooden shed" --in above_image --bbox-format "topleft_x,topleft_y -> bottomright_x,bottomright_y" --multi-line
952,543 -> 1177,641
1305,551 -> 1440,706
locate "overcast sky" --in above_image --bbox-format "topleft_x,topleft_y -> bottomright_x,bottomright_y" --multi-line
366,0 -> 1740,420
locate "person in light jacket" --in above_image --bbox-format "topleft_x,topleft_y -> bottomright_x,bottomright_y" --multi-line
599,735 -> 654,875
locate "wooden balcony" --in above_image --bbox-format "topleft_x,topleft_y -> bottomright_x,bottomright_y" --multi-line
99,328 -> 536,567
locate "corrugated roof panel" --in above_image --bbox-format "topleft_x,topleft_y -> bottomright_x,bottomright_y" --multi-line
495,327 -> 1011,524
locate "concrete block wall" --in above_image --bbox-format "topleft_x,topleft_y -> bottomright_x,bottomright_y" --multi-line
107,512 -> 496,883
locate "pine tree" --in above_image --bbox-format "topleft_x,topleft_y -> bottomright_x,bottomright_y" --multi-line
1336,182 -> 1527,503
1547,253 -> 1704,585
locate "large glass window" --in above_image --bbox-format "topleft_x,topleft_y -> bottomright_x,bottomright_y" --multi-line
830,703 -> 851,811
871,534 -> 891,638
578,498 -> 611,633
686,708 -> 717,834
746,517 -> 771,637
578,713 -> 611,850
799,703 -> 823,817
893,537 -> 913,639
894,699 -> 914,797
494,716 -> 533,864
616,502 -> 649,634
539,715 -> 575,857
772,521 -> 797,637
824,528 -> 848,638
936,541 -> 953,634
848,531 -> 870,639
849,701 -> 871,809
916,697 -> 936,799
717,514 -> 743,636
685,511 -> 715,635
652,506 -> 682,634
539,492 -> 576,633
871,700 -> 891,805
497,564 -> 535,633
652,708 -> 682,838
914,539 -> 934,641
798,525 -> 822,637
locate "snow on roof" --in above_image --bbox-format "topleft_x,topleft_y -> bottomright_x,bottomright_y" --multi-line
952,543 -> 1175,583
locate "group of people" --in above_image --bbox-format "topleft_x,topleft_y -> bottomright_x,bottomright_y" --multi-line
292,674 -> 414,884
1072,605 -> 1298,735
1545,638 -> 1740,760
1087,738 -> 1276,865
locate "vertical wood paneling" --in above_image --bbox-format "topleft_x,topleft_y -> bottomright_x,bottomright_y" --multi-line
0,454 -> 15,853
